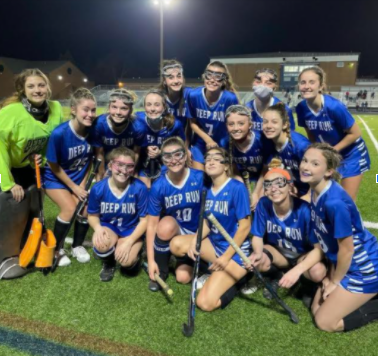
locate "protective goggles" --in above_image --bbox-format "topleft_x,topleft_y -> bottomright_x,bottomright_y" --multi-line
162,64 -> 183,77
204,153 -> 228,164
204,70 -> 227,82
263,177 -> 289,190
109,92 -> 135,104
161,148 -> 186,163
254,68 -> 278,83
111,160 -> 135,172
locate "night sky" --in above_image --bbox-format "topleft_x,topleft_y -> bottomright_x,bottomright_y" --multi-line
1,0 -> 377,84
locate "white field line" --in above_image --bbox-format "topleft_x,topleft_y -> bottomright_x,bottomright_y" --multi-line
364,222 -> 378,230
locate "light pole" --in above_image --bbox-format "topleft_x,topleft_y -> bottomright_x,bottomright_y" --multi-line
153,0 -> 171,78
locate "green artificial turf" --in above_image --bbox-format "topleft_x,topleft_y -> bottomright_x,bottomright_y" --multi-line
1,114 -> 378,356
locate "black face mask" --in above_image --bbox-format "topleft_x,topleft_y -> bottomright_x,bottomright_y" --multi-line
147,115 -> 164,131
22,96 -> 49,122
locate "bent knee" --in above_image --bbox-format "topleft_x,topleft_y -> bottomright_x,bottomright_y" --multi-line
315,315 -> 339,332
309,263 -> 327,283
157,217 -> 179,241
175,271 -> 191,285
196,295 -> 218,312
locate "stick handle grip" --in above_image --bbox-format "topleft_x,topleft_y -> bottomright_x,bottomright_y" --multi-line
207,213 -> 250,265
155,273 -> 173,297
242,171 -> 253,205
35,157 -> 41,189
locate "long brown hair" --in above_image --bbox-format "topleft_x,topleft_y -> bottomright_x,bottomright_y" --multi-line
204,60 -> 238,94
298,66 -> 327,93
144,89 -> 175,130
263,102 -> 292,145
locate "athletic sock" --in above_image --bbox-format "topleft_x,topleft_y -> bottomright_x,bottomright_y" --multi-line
53,217 -> 70,248
220,284 -> 239,309
120,257 -> 141,277
343,299 -> 378,331
153,236 -> 170,278
72,218 -> 89,248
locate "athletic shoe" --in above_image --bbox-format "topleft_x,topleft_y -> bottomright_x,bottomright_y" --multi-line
262,279 -> 279,300
58,249 -> 71,267
240,278 -> 259,295
71,246 -> 90,263
148,273 -> 167,292
100,262 -> 116,282
196,273 -> 210,290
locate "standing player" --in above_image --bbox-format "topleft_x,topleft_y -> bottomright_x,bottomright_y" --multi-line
262,103 -> 310,199
88,147 -> 148,282
296,66 -> 370,201
247,159 -> 326,305
137,90 -> 185,187
187,61 -> 239,170
0,69 -> 62,270
245,68 -> 295,131
90,88 -> 145,181
44,88 -> 96,266
146,137 -> 204,291
220,104 -> 271,210
300,143 -> 378,332
171,148 -> 251,311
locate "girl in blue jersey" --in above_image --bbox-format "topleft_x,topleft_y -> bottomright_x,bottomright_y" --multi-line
296,67 -> 370,201
171,147 -> 251,311
146,137 -> 203,291
88,147 -> 148,282
220,104 -> 270,210
44,88 -> 96,267
247,159 -> 326,303
245,68 -> 295,131
138,89 -> 186,188
187,61 -> 239,170
300,143 -> 378,332
90,88 -> 144,181
262,102 -> 311,199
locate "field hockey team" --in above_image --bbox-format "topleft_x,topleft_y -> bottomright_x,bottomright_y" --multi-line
1,62 -> 378,333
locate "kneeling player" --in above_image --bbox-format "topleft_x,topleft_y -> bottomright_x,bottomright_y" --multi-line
146,137 -> 204,291
171,148 -> 251,311
88,147 -> 148,282
247,159 -> 326,305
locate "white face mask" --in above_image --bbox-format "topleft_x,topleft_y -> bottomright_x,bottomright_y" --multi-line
253,85 -> 273,100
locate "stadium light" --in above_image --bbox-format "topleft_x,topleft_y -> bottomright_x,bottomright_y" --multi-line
153,0 -> 172,78
58,75 -> 63,80
83,78 -> 88,83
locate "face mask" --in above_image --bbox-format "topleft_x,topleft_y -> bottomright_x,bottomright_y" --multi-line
253,85 -> 273,100
147,115 -> 164,131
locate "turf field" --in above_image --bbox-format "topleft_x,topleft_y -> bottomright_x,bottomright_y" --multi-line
0,115 -> 378,356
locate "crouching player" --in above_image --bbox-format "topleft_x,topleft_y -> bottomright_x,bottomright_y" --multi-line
146,137 -> 204,291
171,148 -> 251,311
88,147 -> 148,282
247,159 -> 326,306
301,143 -> 378,332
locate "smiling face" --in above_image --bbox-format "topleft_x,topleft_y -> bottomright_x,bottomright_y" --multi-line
161,144 -> 187,173
204,65 -> 226,93
71,99 -> 97,127
262,110 -> 287,140
164,68 -> 184,93
300,148 -> 332,187
253,73 -> 276,91
226,113 -> 251,141
109,154 -> 135,184
108,99 -> 132,125
298,70 -> 323,100
24,76 -> 49,107
145,93 -> 165,119
263,172 -> 291,204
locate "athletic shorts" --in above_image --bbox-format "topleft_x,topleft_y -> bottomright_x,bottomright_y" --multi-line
264,245 -> 304,268
338,140 -> 370,178
210,238 -> 251,267
340,270 -> 378,294
44,176 -> 85,191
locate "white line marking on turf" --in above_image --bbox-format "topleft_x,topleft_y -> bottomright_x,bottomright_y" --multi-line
364,222 -> 378,230
358,115 -> 378,153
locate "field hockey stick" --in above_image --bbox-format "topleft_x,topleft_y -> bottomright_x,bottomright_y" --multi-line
242,171 -> 253,207
142,262 -> 173,299
50,157 -> 102,273
207,213 -> 299,324
182,189 -> 207,337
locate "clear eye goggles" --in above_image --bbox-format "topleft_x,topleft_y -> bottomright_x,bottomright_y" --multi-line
204,153 -> 227,163
254,69 -> 278,83
204,70 -> 227,82
109,92 -> 135,104
161,148 -> 186,163
111,160 -> 135,172
162,64 -> 183,77
263,177 -> 288,190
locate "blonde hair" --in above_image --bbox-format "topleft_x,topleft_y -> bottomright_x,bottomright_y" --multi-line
204,60 -> 238,94
70,88 -> 96,120
106,146 -> 136,163
144,89 -> 175,130
0,68 -> 52,109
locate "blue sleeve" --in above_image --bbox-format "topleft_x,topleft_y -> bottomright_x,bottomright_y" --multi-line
229,93 -> 239,105
87,185 -> 101,214
176,121 -> 186,142
251,199 -> 267,238
187,92 -> 196,119
234,183 -> 250,221
137,182 -> 148,217
46,130 -> 60,163
295,134 -> 311,160
326,200 -> 353,239
286,105 -> 296,131
148,182 -> 163,216
328,101 -> 355,131
219,137 -> 229,150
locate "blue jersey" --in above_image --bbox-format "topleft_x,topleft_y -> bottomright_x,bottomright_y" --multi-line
89,114 -> 145,157
220,130 -> 272,181
252,196 -> 312,255
266,131 -> 310,195
187,87 -> 239,151
88,177 -> 148,235
44,121 -> 92,187
148,168 -> 204,233
205,178 -> 251,265
310,181 -> 378,293
166,87 -> 191,128
245,96 -> 296,131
